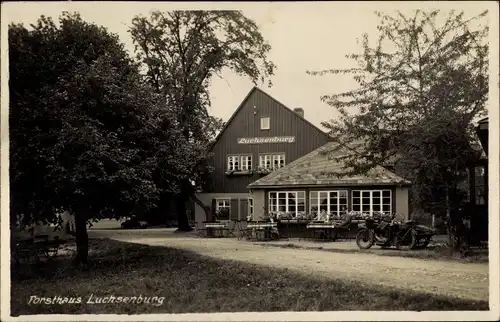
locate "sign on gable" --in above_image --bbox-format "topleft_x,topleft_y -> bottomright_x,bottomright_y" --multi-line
237,136 -> 295,144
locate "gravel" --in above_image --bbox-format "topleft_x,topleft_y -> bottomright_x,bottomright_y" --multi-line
106,234 -> 489,302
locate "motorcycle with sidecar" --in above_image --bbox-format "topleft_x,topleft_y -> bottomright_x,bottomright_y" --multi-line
355,214 -> 435,250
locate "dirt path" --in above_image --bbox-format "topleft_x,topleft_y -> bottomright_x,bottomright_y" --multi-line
108,234 -> 489,302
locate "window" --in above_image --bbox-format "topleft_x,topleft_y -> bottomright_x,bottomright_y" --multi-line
216,199 -> 230,211
248,198 -> 254,215
259,154 -> 272,169
272,154 -> 285,169
228,156 -> 240,171
240,155 -> 252,171
475,166 -> 486,205
227,155 -> 252,172
216,199 -> 230,212
352,190 -> 392,215
310,190 -> 348,218
260,117 -> 270,130
259,154 -> 286,170
268,191 -> 306,217
215,198 -> 231,219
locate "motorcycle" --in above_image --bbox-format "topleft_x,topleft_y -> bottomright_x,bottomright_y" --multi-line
356,214 -> 435,250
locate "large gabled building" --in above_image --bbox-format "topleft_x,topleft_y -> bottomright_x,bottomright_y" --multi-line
247,141 -> 411,221
195,87 -> 413,224
194,87 -> 332,222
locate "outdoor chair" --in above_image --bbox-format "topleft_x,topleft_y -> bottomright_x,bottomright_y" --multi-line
195,222 -> 206,237
237,221 -> 251,240
336,215 -> 353,240
229,220 -> 245,239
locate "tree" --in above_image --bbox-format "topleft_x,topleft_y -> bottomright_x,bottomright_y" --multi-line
9,12 -> 185,264
128,10 -> 275,230
307,10 -> 488,252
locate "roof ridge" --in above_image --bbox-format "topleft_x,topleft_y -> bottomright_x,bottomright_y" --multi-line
254,87 -> 331,140
209,86 -> 258,151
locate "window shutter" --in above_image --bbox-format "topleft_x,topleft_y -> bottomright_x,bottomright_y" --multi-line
240,199 -> 249,220
230,199 -> 239,220
210,199 -> 216,222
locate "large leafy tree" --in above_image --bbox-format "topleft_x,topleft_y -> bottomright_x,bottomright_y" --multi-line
307,10 -> 488,251
9,12 -> 184,264
129,10 -> 275,230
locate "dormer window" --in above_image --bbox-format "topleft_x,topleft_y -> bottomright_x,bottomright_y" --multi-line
260,117 -> 270,130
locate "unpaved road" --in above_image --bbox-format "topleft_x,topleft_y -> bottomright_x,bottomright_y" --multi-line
91,229 -> 489,303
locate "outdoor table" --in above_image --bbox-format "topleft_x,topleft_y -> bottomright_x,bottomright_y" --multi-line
204,222 -> 229,238
246,222 -> 279,241
198,221 -> 214,237
306,221 -> 341,241
13,235 -> 66,264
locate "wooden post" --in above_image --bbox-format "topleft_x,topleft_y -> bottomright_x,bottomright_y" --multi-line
305,188 -> 310,215
347,188 -> 353,212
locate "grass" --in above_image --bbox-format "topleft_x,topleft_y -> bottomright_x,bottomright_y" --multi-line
260,241 -> 489,263
11,238 -> 488,315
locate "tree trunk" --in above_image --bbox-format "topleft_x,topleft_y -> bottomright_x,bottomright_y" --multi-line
176,192 -> 193,232
73,210 -> 89,266
191,193 -> 212,222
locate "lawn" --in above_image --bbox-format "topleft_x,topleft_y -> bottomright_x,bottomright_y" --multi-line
11,238 -> 488,315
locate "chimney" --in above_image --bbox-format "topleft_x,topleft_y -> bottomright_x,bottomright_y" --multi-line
293,107 -> 304,118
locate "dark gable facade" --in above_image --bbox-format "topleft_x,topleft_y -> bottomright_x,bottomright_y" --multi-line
194,87 -> 331,222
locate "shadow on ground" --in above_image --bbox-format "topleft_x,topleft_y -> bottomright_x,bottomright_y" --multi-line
11,238 -> 489,315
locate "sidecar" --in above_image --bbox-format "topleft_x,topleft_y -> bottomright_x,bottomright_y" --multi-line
401,220 -> 436,248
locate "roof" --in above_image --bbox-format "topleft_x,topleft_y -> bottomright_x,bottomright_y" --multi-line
247,141 -> 411,189
475,117 -> 488,156
209,86 -> 332,151
477,117 -> 489,124
476,117 -> 488,130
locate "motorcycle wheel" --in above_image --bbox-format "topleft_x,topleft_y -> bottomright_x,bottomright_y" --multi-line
356,229 -> 374,249
395,229 -> 417,250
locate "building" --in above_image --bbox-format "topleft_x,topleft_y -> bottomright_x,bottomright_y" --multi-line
467,117 -> 488,241
195,87 -> 411,223
194,87 -> 331,222
247,141 -> 411,221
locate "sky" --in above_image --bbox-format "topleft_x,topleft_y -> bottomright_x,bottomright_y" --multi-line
2,1 -> 493,130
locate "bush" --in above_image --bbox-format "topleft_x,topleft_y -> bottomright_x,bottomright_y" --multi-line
215,208 -> 230,220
